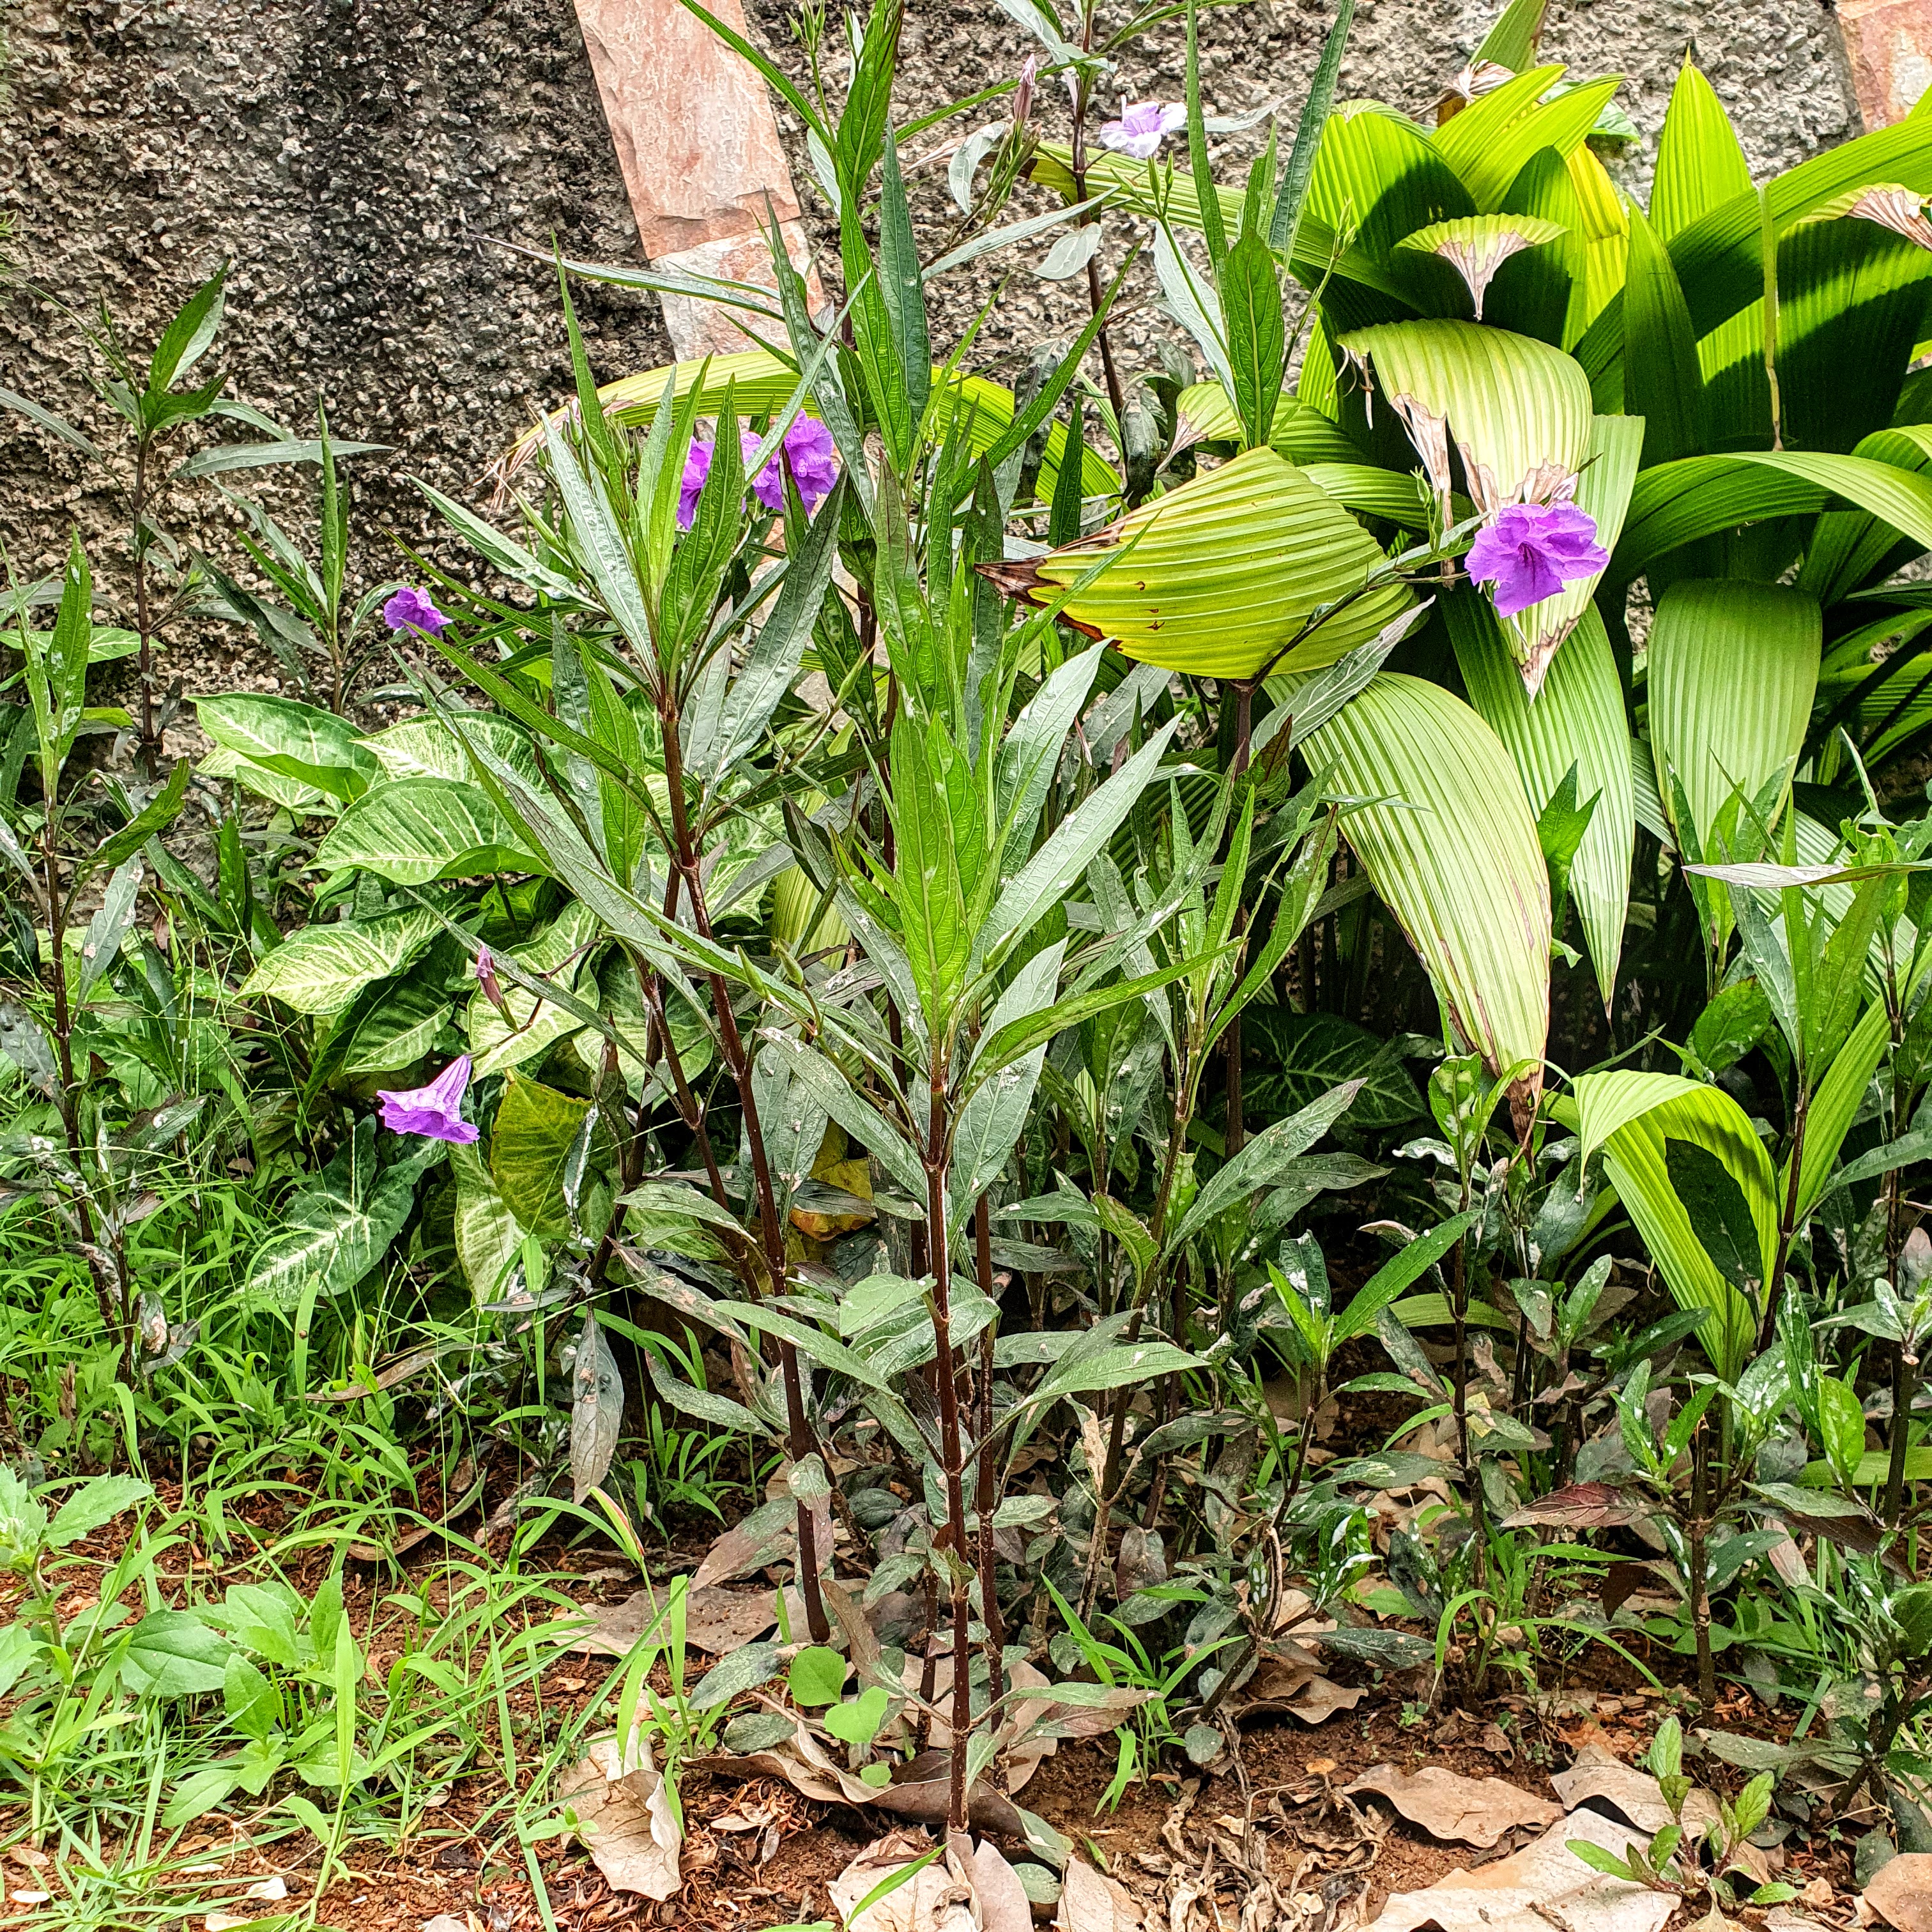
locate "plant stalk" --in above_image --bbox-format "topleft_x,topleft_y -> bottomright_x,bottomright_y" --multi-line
1066,16 -> 1126,424
40,820 -> 126,1376
132,432 -> 160,776
974,1193 -> 1006,1714
924,1076 -> 972,1834
1689,1422 -> 1715,1703
660,694 -> 829,1643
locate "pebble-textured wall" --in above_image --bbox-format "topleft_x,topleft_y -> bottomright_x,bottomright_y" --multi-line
0,0 -> 1860,689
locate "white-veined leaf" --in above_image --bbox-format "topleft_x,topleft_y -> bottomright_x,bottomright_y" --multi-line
315,778 -> 546,884
241,908 -> 445,1015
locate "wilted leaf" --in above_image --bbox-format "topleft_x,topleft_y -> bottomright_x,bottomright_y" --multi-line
1364,1809 -> 1674,1932
970,1839 -> 1036,1932
691,1496 -> 799,1589
564,1756 -> 682,1900
1346,1763 -> 1561,1848
572,1583 -> 779,1659
1055,1857 -> 1144,1931
1503,1482 -> 1647,1530
1550,1747 -> 1722,1840
829,1830 -> 970,1932
1863,1853 -> 1932,1932
569,1311 -> 624,1503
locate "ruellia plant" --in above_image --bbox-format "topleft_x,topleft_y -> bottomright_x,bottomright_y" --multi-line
14,0 -> 1932,1876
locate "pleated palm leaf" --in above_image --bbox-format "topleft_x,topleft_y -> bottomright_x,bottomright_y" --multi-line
981,445 -> 1414,680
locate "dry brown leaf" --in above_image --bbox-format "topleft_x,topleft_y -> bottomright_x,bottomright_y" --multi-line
1365,1808 -> 1673,1932
571,1583 -> 780,1657
1055,1856 -> 1144,1931
682,1584 -> 788,1653
1346,1763 -> 1562,1848
829,1830 -> 976,1932
690,1740 -> 1028,1839
1550,1749 -> 1722,1840
243,1877 -> 288,1901
1226,1649 -> 1362,1722
204,1917 -> 254,1932
691,1512 -> 793,1590
1283,1675 -> 1366,1725
970,1837 -> 1036,1932
1503,1482 -> 1646,1530
1864,1854 -> 1932,1932
560,1744 -> 682,1900
990,1657 -> 1059,1793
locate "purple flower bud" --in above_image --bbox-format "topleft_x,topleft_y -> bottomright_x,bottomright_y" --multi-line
376,1055 -> 479,1145
1465,502 -> 1609,619
1098,100 -> 1187,160
383,585 -> 450,636
475,945 -> 510,1018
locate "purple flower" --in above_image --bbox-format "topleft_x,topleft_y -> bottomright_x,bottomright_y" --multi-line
678,436 -> 715,530
383,585 -> 450,636
1465,502 -> 1609,618
754,415 -> 838,515
1098,100 -> 1187,160
677,417 -> 839,530
376,1055 -> 479,1145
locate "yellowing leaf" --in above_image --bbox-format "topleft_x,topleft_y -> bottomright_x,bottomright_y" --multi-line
1339,319 -> 1594,525
1002,446 -> 1413,679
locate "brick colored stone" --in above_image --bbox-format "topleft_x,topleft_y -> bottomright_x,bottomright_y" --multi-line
1839,0 -> 1932,128
572,0 -> 818,356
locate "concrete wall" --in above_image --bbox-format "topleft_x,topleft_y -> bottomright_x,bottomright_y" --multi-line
0,0 -> 1868,690
0,0 -> 674,687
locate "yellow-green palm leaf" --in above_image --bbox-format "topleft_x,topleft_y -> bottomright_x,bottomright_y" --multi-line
1301,674 -> 1550,1114
1647,578 -> 1821,849
1339,319 -> 1594,517
1006,447 -> 1413,680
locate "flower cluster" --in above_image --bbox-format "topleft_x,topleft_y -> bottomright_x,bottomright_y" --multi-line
1465,502 -> 1608,618
678,415 -> 838,530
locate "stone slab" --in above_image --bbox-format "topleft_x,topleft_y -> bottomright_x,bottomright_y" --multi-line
1839,0 -> 1932,128
572,0 -> 821,354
